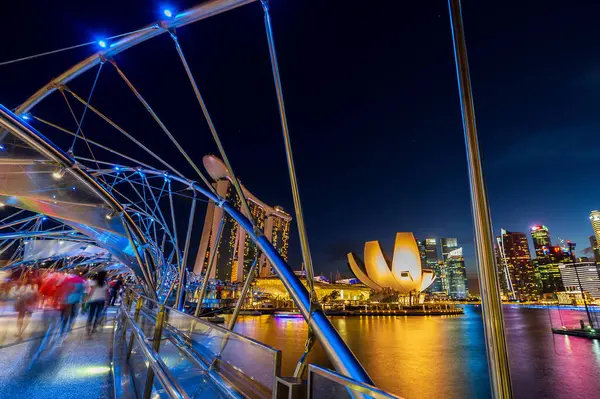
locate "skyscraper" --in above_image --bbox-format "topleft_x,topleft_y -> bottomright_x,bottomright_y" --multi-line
445,247 -> 469,299
529,225 -> 565,294
258,206 -> 291,277
424,238 -> 445,294
591,210 -> 600,256
589,236 -> 600,263
441,238 -> 458,260
499,229 -> 538,301
495,236 -> 514,298
193,156 -> 292,282
530,225 -> 551,257
416,239 -> 427,269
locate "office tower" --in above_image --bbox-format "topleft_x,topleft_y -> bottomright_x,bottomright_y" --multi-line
529,225 -> 565,294
424,238 -> 446,294
441,238 -> 468,299
530,225 -> 551,257
445,247 -> 469,299
498,229 -> 538,301
194,156 -> 292,282
495,236 -> 514,298
589,236 -> 600,263
416,239 -> 427,269
441,238 -> 458,260
559,262 -> 600,299
591,210 -> 600,246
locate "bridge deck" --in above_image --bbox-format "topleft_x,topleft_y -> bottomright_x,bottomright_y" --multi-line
0,304 -> 115,399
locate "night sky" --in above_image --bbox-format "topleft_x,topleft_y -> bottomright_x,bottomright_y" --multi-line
2,1 -> 600,293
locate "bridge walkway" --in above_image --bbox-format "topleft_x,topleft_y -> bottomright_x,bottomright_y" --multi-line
0,304 -> 115,398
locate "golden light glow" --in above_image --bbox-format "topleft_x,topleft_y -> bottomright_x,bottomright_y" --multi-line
347,252 -> 382,291
348,232 -> 436,293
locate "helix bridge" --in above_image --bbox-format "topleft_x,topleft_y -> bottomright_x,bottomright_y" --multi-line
0,1 -> 513,398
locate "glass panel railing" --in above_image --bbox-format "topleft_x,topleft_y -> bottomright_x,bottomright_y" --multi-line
125,291 -> 281,398
308,364 -> 404,399
152,296 -> 281,397
113,303 -> 192,399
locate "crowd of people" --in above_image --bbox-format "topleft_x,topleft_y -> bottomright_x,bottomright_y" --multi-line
0,269 -> 126,338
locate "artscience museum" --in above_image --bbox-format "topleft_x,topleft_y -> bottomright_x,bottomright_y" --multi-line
347,232 -> 436,303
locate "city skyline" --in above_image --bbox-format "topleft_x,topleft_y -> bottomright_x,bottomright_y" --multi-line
340,216 -> 597,294
1,1 -> 600,398
1,0 -> 599,294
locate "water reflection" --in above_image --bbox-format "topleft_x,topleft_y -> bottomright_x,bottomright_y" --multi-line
233,305 -> 600,398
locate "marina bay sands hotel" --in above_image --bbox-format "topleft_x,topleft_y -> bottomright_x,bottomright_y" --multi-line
193,155 -> 292,282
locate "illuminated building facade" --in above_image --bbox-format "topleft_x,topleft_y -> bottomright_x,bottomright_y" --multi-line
347,232 -> 435,294
499,229 -> 538,301
424,238 -> 445,294
589,235 -> 600,263
442,239 -> 469,299
495,237 -> 514,299
254,277 -> 370,303
193,155 -> 292,282
529,225 -> 565,294
530,225 -> 551,257
259,206 -> 291,277
417,239 -> 427,269
591,210 -> 600,248
558,262 -> 600,299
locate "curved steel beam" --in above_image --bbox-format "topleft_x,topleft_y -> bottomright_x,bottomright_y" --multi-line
0,230 -> 79,240
15,0 -> 257,115
0,105 -> 157,296
7,0 -> 373,382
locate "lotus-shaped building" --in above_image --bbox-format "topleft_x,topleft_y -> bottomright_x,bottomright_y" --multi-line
347,232 -> 436,294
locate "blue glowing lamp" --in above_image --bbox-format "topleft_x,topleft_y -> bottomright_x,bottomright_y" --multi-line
98,40 -> 107,48
164,9 -> 173,18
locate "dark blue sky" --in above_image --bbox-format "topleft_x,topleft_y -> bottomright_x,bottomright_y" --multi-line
2,1 -> 600,293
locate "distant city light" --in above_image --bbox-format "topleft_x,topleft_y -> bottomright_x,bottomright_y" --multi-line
163,9 -> 173,17
98,40 -> 107,48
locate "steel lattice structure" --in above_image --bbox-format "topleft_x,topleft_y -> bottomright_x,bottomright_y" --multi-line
0,0 -> 374,385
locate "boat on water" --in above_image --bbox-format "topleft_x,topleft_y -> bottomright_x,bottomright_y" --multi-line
273,311 -> 303,318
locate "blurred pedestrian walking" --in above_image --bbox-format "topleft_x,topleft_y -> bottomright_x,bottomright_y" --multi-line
86,271 -> 108,335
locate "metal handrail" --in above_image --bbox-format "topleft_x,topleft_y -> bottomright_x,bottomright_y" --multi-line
132,290 -> 280,354
308,364 -> 403,399
121,306 -> 191,399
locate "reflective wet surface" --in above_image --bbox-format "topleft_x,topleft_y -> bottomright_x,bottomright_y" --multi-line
0,305 -> 115,399
232,305 -> 600,398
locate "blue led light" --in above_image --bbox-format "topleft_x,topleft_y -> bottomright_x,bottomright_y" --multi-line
164,9 -> 173,17
98,40 -> 107,48
0,145 -> 4,152
22,114 -> 30,120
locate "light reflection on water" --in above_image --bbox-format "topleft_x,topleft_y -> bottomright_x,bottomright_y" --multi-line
232,305 -> 600,398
